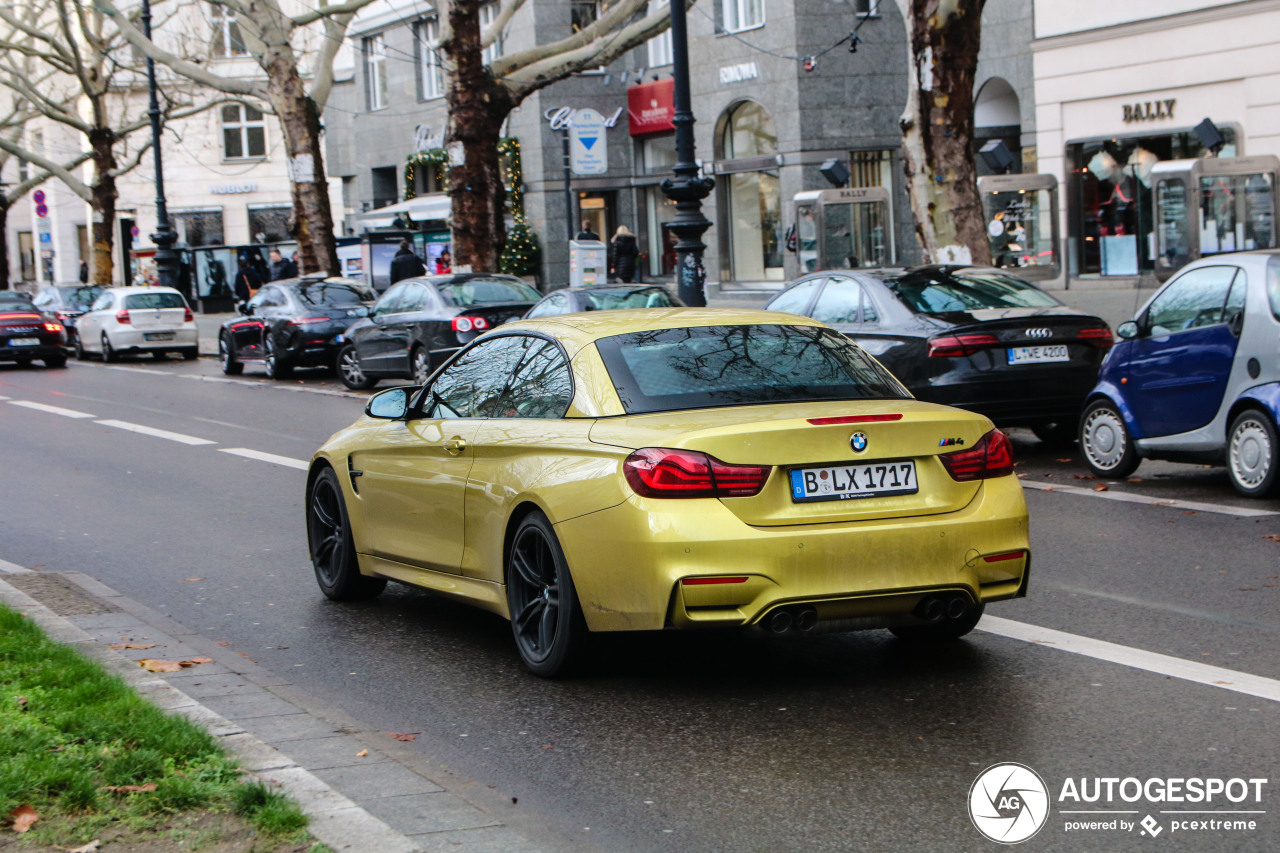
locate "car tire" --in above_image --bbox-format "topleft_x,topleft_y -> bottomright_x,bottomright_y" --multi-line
101,333 -> 118,363
337,345 -> 377,390
44,353 -> 67,369
1079,399 -> 1139,479
1227,409 -> 1280,498
264,336 -> 292,380
307,467 -> 387,601
182,347 -> 198,361
889,600 -> 985,642
411,345 -> 432,385
1031,421 -> 1076,447
153,350 -> 170,360
219,334 -> 243,375
506,511 -> 588,678
74,335 -> 88,361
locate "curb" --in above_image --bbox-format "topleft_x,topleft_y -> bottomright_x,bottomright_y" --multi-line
0,560 -> 588,853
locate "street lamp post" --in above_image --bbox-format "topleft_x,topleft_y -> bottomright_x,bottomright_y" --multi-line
660,0 -> 714,307
140,0 -> 178,291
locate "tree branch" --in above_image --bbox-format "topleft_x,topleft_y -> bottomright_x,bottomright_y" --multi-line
3,152 -> 94,206
290,0 -> 381,29
0,135 -> 93,201
493,0 -> 649,77
482,0 -> 526,50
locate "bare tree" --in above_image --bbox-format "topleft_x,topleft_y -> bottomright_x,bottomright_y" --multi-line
895,0 -> 991,265
442,0 -> 688,270
0,0 -> 216,285
97,0 -> 380,276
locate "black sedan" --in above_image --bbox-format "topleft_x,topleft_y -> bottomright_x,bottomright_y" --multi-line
31,284 -> 105,348
764,265 -> 1113,443
524,284 -> 684,318
0,292 -> 67,369
219,277 -> 374,379
337,273 -> 541,390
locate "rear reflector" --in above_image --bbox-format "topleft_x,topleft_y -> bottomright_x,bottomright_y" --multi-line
983,550 -> 1025,563
807,413 -> 903,425
1077,326 -> 1114,348
938,429 -> 1015,481
681,577 -> 749,585
927,333 -> 1000,357
624,447 -> 771,498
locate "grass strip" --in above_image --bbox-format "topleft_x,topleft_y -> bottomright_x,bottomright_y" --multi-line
0,602 -> 316,850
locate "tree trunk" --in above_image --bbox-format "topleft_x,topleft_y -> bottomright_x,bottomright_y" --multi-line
0,201 -> 9,290
444,0 -> 514,272
89,128 -> 118,287
898,0 -> 992,266
265,64 -> 340,276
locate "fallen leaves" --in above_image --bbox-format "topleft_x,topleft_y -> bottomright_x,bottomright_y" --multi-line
216,641 -> 231,646
108,643 -> 156,651
1263,534 -> 1280,542
356,749 -> 368,758
1055,458 -> 1074,463
1093,483 -> 1109,492
1072,474 -> 1096,480
6,804 -> 37,833
135,658 -> 213,672
387,732 -> 419,742
183,578 -> 203,583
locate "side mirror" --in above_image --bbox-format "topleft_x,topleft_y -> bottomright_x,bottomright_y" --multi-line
1116,321 -> 1140,340
365,387 -> 410,419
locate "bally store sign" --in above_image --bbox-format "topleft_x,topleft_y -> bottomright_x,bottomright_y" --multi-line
1122,98 -> 1176,123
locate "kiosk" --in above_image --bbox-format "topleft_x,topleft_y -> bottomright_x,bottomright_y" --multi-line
568,240 -> 608,287
977,174 -> 1060,281
791,187 -> 895,273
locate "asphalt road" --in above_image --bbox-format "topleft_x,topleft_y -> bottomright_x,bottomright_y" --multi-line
2,354 -> 1278,852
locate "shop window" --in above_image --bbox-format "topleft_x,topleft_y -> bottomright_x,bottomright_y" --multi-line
173,210 -> 225,247
1200,173 -> 1274,256
720,101 -> 782,281
248,206 -> 292,243
221,105 -> 266,160
365,34 -> 388,111
416,19 -> 444,100
722,100 -> 777,159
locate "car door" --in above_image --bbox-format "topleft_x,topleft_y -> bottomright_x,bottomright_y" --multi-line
355,283 -> 410,374
1124,265 -> 1244,437
351,335 -> 532,574
78,293 -> 115,350
386,282 -> 438,375
231,288 -> 278,357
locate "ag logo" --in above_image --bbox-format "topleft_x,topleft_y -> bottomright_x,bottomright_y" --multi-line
969,763 -> 1050,844
850,432 -> 868,453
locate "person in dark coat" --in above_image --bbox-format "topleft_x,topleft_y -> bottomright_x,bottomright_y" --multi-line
576,220 -> 599,241
79,259 -> 89,283
269,249 -> 298,281
609,225 -> 640,283
233,256 -> 263,303
389,240 -> 426,284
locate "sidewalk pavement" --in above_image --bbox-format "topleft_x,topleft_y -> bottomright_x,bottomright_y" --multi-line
0,560 -> 592,853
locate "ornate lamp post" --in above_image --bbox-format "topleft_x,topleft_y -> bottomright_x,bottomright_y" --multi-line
141,0 -> 178,290
660,0 -> 714,307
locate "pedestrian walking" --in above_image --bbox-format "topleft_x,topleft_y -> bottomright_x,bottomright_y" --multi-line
269,248 -> 298,281
389,240 -> 426,284
576,220 -> 599,241
233,255 -> 263,303
609,225 -> 640,283
79,259 -> 89,283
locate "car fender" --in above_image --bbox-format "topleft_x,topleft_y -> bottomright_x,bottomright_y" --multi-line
1085,381 -> 1146,440
1230,382 -> 1280,428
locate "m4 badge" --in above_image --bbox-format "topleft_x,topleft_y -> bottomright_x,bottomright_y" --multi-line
939,437 -> 966,447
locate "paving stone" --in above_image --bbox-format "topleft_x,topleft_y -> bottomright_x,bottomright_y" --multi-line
245,712 -> 341,743
314,760 -> 446,799
362,792 -> 501,836
200,689 -> 301,720
170,703 -> 244,737
269,735 -> 381,770
218,733 -> 295,772
413,826 -> 557,853
169,673 -> 257,699
306,806 -> 424,853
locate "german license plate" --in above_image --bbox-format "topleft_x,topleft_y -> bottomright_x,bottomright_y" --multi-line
6,338 -> 39,347
144,332 -> 175,341
789,460 -> 918,502
1007,344 -> 1069,364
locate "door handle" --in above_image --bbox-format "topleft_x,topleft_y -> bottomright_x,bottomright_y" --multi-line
444,436 -> 467,455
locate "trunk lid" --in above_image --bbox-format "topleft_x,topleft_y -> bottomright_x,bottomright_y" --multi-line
590,399 -> 994,526
926,311 -> 1110,373
129,307 -> 186,329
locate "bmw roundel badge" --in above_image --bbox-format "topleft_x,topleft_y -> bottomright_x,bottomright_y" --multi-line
850,432 -> 868,453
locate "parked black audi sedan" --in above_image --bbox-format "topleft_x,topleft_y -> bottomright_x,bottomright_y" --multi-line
337,273 -> 540,390
219,277 -> 375,379
764,265 -> 1113,444
0,292 -> 67,369
524,284 -> 684,318
31,285 -> 104,348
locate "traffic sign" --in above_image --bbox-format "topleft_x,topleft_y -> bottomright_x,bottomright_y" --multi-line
39,232 -> 51,243
569,108 -> 608,176
32,190 -> 45,204
35,203 -> 48,218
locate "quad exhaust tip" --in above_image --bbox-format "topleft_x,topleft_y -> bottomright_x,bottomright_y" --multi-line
764,605 -> 819,634
914,593 -> 971,623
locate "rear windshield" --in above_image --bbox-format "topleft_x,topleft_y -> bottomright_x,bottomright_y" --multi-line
58,286 -> 104,309
888,269 -> 1059,313
296,283 -> 371,307
124,292 -> 186,310
595,324 -> 909,415
438,278 -> 540,306
583,287 -> 678,311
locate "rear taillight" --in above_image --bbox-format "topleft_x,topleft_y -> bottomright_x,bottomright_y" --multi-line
183,307 -> 194,322
43,322 -> 64,333
288,316 -> 329,325
927,334 -> 1000,357
623,447 -> 771,498
451,316 -> 490,333
1077,326 -> 1114,348
938,429 -> 1015,481
115,310 -> 131,325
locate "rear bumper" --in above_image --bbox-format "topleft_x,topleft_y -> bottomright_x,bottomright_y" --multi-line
110,327 -> 198,351
0,342 -> 64,361
922,375 -> 1095,425
554,475 -> 1030,632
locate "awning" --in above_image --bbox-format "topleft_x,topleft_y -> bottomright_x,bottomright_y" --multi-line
357,193 -> 451,229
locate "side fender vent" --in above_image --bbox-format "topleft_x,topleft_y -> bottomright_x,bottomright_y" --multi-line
347,455 -> 363,494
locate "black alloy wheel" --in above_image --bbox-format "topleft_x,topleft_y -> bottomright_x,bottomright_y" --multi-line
506,511 -> 587,677
307,467 -> 386,601
889,601 -> 986,642
101,333 -> 118,363
337,344 -> 377,390
182,347 -> 198,360
219,334 -> 243,375
264,335 -> 292,379
411,346 -> 432,385
44,353 -> 67,369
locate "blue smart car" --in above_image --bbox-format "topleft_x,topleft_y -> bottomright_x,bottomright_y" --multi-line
1079,250 -> 1280,497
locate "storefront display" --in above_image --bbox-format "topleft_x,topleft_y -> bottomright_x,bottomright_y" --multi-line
977,174 -> 1059,280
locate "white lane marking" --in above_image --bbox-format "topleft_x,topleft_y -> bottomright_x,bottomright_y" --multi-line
1021,480 -> 1277,518
0,395 -> 10,400
99,365 -> 170,376
981,616 -> 1280,703
93,419 -> 216,446
220,447 -> 309,470
85,360 -> 367,400
9,400 -> 97,419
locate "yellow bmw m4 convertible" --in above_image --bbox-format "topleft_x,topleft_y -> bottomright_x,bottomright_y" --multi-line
306,309 -> 1030,676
